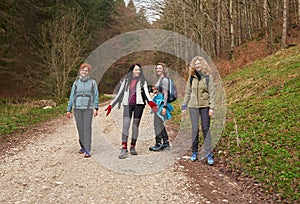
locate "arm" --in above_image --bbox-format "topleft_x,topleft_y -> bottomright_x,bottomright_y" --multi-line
93,80 -> 99,117
208,74 -> 215,117
161,78 -> 169,106
111,79 -> 127,108
106,79 -> 127,116
143,81 -> 153,102
182,76 -> 192,112
66,82 -> 76,118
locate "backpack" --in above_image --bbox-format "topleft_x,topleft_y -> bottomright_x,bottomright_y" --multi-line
190,75 -> 209,88
159,77 -> 178,103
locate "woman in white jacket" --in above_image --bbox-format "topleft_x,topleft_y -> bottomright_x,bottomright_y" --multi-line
105,64 -> 157,159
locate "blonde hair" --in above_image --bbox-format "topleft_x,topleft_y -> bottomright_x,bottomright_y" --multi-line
189,56 -> 210,76
155,62 -> 169,77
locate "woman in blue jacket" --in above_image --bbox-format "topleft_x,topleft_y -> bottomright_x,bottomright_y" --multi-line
105,64 -> 157,159
66,63 -> 99,158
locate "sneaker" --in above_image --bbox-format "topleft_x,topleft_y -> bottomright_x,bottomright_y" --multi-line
84,150 -> 91,158
161,142 -> 170,150
78,148 -> 85,154
190,152 -> 198,162
207,153 -> 214,165
149,143 -> 162,151
119,148 -> 128,159
130,147 -> 138,155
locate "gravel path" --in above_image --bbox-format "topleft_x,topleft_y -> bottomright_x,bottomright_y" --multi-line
0,105 -> 261,204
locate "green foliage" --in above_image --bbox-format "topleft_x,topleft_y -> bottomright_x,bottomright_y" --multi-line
219,46 -> 300,202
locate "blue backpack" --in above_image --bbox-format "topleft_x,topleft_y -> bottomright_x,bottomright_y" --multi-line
159,77 -> 178,103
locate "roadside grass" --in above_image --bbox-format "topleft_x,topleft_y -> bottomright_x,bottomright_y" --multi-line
218,46 -> 300,202
0,95 -> 111,138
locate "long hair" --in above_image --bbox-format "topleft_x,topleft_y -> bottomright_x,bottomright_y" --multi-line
189,56 -> 210,76
155,62 -> 169,77
126,63 -> 146,88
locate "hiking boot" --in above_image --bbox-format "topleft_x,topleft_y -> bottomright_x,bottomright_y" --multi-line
84,150 -> 91,158
207,153 -> 214,165
130,147 -> 138,155
190,152 -> 198,162
119,148 -> 128,159
78,147 -> 85,154
161,142 -> 170,150
149,143 -> 162,151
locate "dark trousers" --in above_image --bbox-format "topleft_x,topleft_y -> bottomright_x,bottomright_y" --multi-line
74,109 -> 93,152
154,113 -> 169,144
122,105 -> 145,143
189,107 -> 212,154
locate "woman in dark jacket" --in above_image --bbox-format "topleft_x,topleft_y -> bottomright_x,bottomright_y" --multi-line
105,64 -> 157,159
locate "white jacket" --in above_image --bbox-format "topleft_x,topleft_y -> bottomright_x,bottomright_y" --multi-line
110,78 -> 152,106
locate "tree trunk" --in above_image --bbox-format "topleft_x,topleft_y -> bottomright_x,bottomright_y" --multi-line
216,0 -> 222,57
281,0 -> 288,48
298,0 -> 300,30
229,0 -> 234,59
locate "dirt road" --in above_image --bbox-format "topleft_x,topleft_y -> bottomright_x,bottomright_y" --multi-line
0,105 -> 264,203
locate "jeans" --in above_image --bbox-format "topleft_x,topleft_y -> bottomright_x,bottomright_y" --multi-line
189,107 -> 212,154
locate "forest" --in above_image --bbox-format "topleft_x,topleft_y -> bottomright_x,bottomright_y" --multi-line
1,0 -> 299,202
1,0 -> 299,99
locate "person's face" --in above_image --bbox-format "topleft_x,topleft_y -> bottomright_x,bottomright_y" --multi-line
194,60 -> 201,71
156,64 -> 164,76
132,65 -> 141,78
80,67 -> 90,77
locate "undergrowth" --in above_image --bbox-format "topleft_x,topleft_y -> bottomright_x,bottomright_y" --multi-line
218,46 -> 300,202
0,95 -> 111,138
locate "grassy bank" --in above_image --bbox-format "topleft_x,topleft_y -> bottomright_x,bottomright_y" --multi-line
218,46 -> 300,202
0,95 -> 111,138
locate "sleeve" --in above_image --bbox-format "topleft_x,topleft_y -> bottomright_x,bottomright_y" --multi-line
93,80 -> 99,110
67,82 -> 76,112
143,81 -> 153,102
111,79 -> 126,108
161,78 -> 169,105
208,75 -> 215,109
182,76 -> 192,106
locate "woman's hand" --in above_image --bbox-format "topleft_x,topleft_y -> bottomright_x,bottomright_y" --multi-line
94,109 -> 98,117
66,112 -> 72,119
181,104 -> 187,115
209,109 -> 214,118
162,107 -> 166,115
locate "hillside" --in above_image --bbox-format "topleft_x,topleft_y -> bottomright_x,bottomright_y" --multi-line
218,45 -> 300,202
